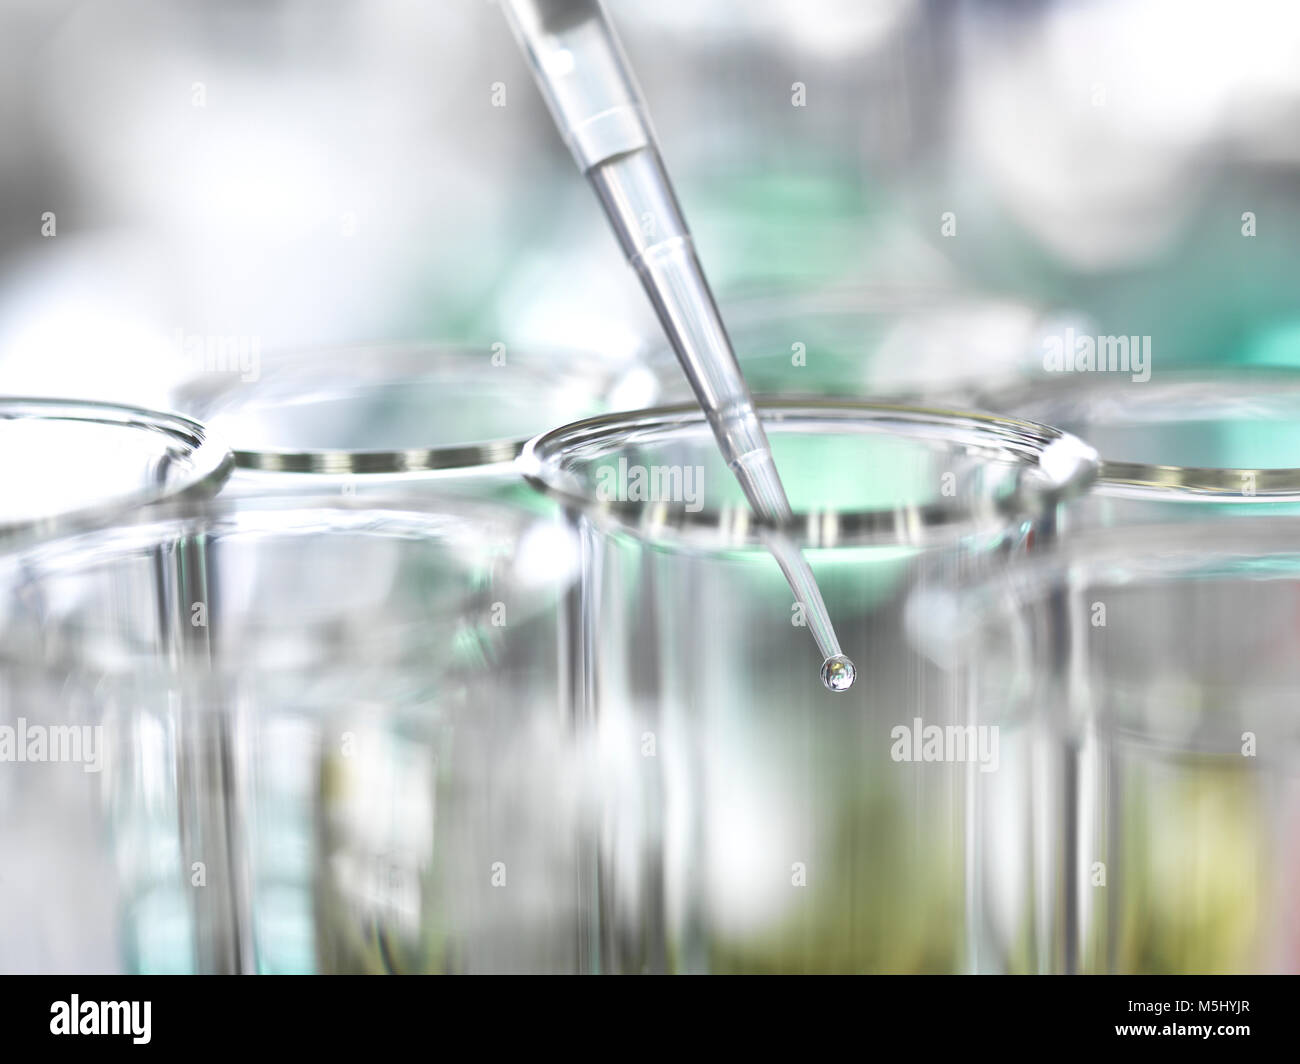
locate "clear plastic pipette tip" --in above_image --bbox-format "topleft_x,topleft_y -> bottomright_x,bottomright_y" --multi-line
762,528 -> 853,693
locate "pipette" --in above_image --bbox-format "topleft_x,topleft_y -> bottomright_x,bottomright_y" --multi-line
501,0 -> 854,691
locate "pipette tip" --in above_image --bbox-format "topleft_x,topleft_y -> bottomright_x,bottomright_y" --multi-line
820,655 -> 856,693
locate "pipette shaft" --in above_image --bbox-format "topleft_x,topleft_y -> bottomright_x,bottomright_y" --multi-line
501,0 -> 853,688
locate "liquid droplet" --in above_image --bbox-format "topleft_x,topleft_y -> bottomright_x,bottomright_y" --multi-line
820,655 -> 855,693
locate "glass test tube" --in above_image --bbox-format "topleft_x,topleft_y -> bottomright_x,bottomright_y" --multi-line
915,520 -> 1300,973
0,492 -> 587,973
521,399 -> 1097,972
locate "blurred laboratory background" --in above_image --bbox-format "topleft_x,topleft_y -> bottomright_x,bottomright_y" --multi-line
2,0 -> 1299,405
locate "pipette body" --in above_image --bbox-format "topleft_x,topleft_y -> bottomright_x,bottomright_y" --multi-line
501,0 -> 854,690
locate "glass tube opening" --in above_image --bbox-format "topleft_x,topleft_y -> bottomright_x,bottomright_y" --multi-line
0,398 -> 233,546
521,399 -> 1098,552
988,369 -> 1300,502
173,343 -> 659,476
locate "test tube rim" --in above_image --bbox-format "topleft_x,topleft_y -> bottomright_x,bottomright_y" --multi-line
171,341 -> 655,476
0,488 -> 541,678
0,396 -> 234,551
982,367 -> 1300,501
519,397 -> 1099,551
